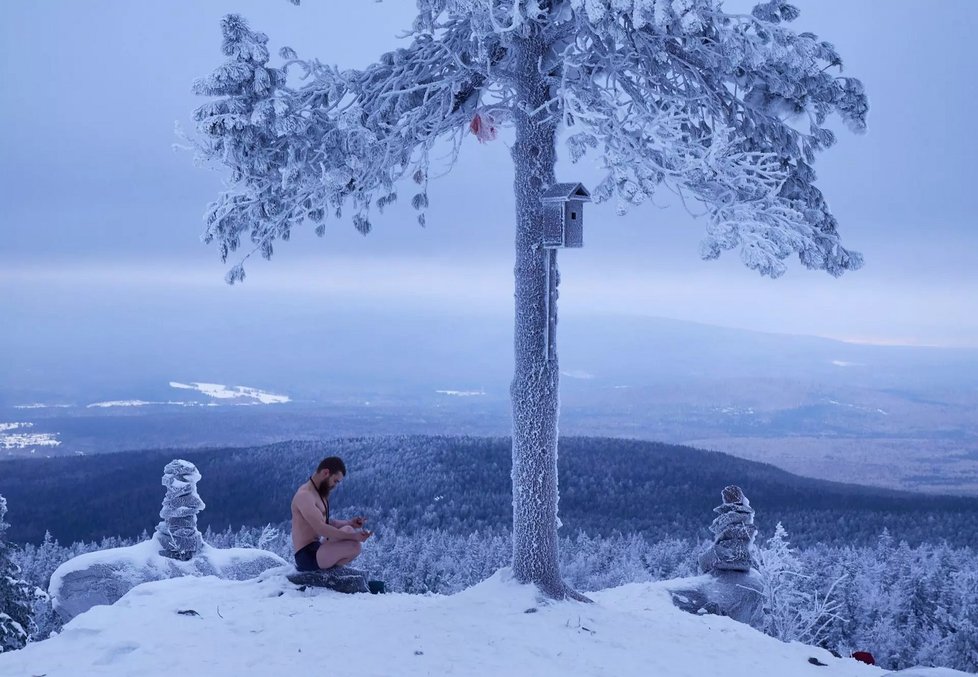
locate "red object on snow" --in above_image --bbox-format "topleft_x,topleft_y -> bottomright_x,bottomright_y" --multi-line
469,113 -> 497,143
851,651 -> 876,665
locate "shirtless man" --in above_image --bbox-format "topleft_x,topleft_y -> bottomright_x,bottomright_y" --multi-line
291,456 -> 371,572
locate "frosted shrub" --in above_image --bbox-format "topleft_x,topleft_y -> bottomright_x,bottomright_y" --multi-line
756,522 -> 843,645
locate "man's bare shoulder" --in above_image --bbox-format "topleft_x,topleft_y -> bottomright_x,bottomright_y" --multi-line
291,482 -> 314,505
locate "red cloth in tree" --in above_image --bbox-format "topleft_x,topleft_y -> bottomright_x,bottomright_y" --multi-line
469,113 -> 497,143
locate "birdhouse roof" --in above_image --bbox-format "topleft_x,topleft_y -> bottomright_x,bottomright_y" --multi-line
541,183 -> 591,203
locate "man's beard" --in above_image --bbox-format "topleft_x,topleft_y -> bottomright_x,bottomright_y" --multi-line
311,477 -> 332,498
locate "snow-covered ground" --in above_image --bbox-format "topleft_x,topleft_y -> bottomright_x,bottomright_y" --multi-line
0,569 -> 964,677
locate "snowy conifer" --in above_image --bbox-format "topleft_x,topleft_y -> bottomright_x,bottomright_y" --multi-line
756,522 -> 843,645
189,1 -> 867,597
947,617 -> 978,672
0,495 -> 43,653
155,460 -> 205,561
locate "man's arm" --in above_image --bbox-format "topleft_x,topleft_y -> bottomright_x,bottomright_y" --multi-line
295,493 -> 358,541
331,516 -> 367,529
349,515 -> 366,529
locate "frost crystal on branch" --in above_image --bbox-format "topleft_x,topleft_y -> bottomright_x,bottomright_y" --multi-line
561,0 -> 867,277
191,2 -> 866,281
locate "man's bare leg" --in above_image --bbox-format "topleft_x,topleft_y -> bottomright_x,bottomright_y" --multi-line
316,526 -> 363,569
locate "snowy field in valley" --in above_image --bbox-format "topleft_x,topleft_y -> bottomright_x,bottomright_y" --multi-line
0,569 -> 966,677
84,382 -> 291,408
0,422 -> 60,450
169,381 -> 291,404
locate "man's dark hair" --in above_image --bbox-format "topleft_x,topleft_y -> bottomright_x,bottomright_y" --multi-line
316,456 -> 347,476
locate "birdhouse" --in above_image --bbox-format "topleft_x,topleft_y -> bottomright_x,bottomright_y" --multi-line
541,183 -> 591,248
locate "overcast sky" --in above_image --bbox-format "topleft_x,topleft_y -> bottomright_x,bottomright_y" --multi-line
2,0 -> 977,350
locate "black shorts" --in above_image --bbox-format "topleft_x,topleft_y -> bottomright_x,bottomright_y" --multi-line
294,541 -> 321,572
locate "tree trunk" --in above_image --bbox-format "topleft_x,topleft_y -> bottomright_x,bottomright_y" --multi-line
509,32 -> 566,599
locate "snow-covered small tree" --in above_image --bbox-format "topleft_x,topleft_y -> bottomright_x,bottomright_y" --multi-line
0,495 -> 44,653
189,0 -> 868,598
946,568 -> 978,672
155,460 -> 205,561
946,617 -> 978,672
756,521 -> 843,645
8,530 -> 62,641
256,524 -> 281,552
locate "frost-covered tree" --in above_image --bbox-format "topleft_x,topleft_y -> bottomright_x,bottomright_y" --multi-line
947,615 -> 978,672
756,522 -> 842,645
155,460 -> 205,561
0,495 -> 43,653
189,0 -> 867,597
8,531 -> 61,641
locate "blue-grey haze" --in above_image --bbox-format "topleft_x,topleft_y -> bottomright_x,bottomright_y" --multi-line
2,0 -> 977,402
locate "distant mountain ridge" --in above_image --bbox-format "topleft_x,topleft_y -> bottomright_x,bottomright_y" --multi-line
1,436 -> 975,548
3,312 -> 977,406
4,314 -> 976,495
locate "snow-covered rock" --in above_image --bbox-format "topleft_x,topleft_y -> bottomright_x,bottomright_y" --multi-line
287,565 -> 370,593
155,459 -> 205,561
669,486 -> 764,626
49,536 -> 285,622
49,457 -> 284,622
665,571 -> 765,627
699,485 -> 759,573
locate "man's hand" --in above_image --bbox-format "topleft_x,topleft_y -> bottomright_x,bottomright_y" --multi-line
351,530 -> 373,542
349,516 -> 367,529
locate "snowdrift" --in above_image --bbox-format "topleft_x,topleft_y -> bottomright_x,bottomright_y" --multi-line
0,569 -> 968,677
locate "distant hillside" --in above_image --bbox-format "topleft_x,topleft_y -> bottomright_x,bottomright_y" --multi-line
5,312 -> 977,495
1,436 -> 976,547
6,311 -> 978,406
